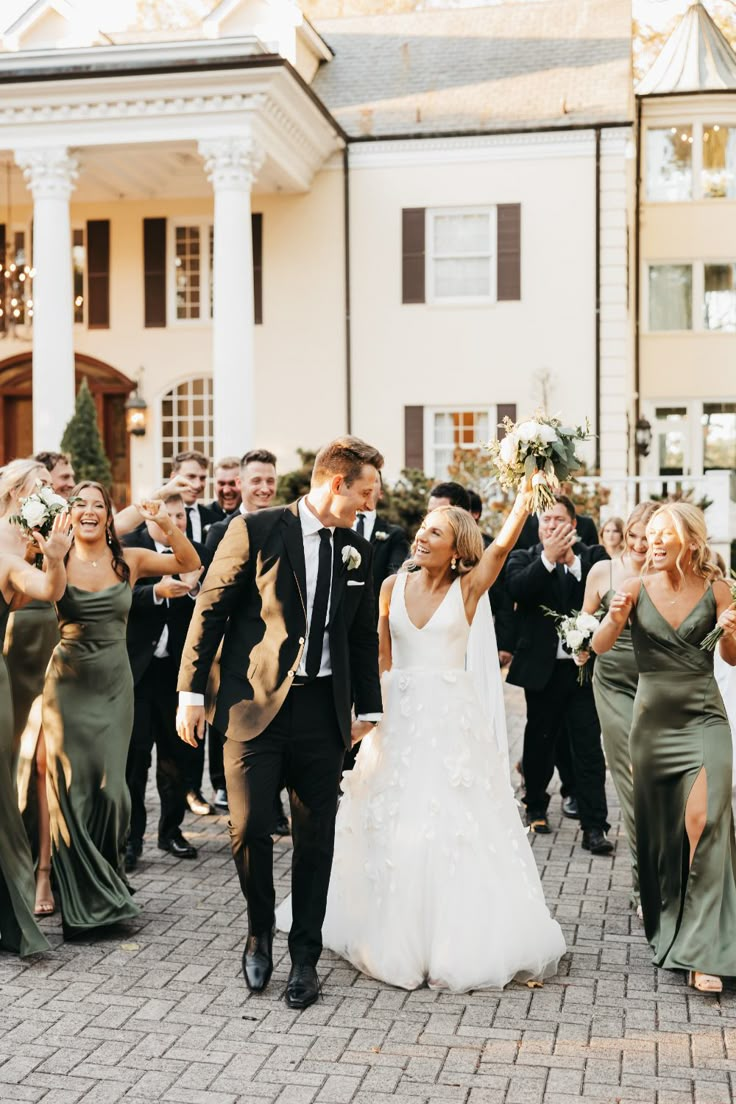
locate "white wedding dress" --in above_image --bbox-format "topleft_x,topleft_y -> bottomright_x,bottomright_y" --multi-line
278,573 -> 565,991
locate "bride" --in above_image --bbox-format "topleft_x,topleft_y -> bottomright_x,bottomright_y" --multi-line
278,489 -> 565,991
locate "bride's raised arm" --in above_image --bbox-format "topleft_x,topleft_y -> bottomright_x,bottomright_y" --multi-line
377,574 -> 396,677
463,486 -> 532,604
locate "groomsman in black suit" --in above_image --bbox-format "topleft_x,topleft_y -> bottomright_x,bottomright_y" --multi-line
505,495 -> 612,853
123,494 -> 212,869
171,450 -> 219,546
354,474 -> 410,614
208,456 -> 242,522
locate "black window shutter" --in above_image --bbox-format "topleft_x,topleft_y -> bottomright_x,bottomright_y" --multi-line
86,219 -> 110,329
144,217 -> 166,328
496,403 -> 517,437
402,208 -> 425,304
252,212 -> 262,325
497,204 -> 521,301
0,223 -> 5,333
404,406 -> 424,469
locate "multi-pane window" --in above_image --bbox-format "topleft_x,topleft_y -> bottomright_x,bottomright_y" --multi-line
72,228 -> 85,323
160,376 -> 214,492
174,225 -> 202,320
702,125 -> 736,199
702,402 -> 736,470
0,230 -> 34,329
648,264 -> 692,331
427,209 -> 495,302
646,126 -> 693,201
427,408 -> 491,478
655,406 -> 689,475
704,263 -> 736,331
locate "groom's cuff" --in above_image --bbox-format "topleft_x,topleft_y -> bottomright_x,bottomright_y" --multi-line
357,713 -> 381,723
179,691 -> 205,707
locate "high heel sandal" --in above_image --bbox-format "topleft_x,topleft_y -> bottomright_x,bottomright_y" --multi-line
34,865 -> 56,917
687,970 -> 722,994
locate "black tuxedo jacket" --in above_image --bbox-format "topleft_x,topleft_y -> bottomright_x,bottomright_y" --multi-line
204,511 -> 241,556
123,527 -> 212,686
177,502 -> 382,747
505,541 -> 609,692
368,516 -> 410,609
515,512 -> 599,551
186,502 -> 219,541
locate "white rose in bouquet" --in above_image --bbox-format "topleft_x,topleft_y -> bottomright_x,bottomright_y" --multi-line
516,420 -> 542,443
577,612 -> 602,635
20,498 -> 48,529
38,485 -> 56,506
499,434 -> 519,464
566,629 -> 585,652
537,424 -> 558,444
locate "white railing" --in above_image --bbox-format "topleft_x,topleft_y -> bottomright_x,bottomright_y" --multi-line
577,469 -> 735,549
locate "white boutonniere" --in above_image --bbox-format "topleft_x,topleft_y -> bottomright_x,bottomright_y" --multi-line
342,545 -> 362,570
374,530 -> 389,541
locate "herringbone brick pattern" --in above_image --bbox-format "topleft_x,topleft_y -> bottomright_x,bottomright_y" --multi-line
1,684 -> 734,1104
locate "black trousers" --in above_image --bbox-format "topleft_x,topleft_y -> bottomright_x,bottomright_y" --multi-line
208,725 -> 226,792
126,656 -> 189,845
522,660 -> 609,832
224,676 -> 344,966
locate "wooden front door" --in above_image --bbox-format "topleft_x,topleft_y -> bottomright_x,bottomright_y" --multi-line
0,354 -> 134,507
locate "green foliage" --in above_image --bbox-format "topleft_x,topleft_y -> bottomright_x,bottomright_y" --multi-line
446,448 -> 513,536
275,449 -> 316,505
60,378 -> 112,489
380,469 -> 433,539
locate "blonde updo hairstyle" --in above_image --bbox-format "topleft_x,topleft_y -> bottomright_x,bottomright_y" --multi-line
623,500 -> 658,545
644,501 -> 719,582
0,459 -> 47,519
410,505 -> 484,575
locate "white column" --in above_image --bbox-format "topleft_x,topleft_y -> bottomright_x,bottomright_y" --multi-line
16,148 -> 79,451
200,135 -> 264,458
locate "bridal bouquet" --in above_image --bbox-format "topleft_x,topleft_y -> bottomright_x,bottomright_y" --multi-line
541,606 -> 603,684
700,569 -> 736,651
486,411 -> 592,514
10,482 -> 71,566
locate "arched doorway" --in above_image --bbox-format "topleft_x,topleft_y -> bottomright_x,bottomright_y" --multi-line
0,353 -> 135,505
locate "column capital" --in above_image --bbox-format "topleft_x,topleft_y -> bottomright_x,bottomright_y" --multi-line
15,147 -> 79,200
199,136 -> 264,191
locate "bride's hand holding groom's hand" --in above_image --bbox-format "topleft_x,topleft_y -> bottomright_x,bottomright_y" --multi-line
351,719 -> 376,746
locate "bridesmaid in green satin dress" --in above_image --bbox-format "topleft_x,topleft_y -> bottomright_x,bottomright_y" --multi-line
581,502 -> 658,912
42,482 -> 200,937
0,506 -> 71,955
593,502 -> 736,994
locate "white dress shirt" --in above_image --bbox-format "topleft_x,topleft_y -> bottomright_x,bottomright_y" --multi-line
152,540 -> 198,659
353,509 -> 376,543
297,496 -> 334,678
187,504 -> 203,543
541,552 -> 582,660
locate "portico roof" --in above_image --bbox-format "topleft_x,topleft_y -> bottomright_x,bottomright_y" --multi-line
637,1 -> 736,96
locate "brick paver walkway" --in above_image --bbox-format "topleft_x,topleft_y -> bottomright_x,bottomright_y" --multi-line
1,684 -> 735,1104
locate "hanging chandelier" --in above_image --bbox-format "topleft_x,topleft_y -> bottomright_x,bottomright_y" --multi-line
1,161 -> 34,341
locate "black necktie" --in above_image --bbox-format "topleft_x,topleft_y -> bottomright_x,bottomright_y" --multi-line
305,528 -> 332,680
356,513 -> 366,538
185,507 -> 195,540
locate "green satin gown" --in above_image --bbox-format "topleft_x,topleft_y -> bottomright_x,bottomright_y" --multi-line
42,582 -> 140,935
0,592 -> 49,955
593,585 -> 639,904
630,583 -> 736,975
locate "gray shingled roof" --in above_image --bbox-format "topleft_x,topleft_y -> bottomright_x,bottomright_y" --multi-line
637,1 -> 736,95
313,0 -> 632,138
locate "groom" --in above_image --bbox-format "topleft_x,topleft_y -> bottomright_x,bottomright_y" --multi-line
176,437 -> 383,1008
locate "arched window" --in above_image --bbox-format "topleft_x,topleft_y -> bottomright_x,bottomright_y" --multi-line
160,376 -> 214,492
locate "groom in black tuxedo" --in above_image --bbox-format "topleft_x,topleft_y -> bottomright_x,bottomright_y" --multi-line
177,437 -> 383,1008
505,495 -> 612,853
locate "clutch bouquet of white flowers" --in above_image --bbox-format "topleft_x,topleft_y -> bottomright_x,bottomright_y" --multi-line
486,410 -> 592,514
541,606 -> 603,684
10,481 -> 71,566
700,569 -> 736,651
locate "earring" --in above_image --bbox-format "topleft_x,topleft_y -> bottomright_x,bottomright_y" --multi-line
106,527 -> 112,545
451,556 -> 457,571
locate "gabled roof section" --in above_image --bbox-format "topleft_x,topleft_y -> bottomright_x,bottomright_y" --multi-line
2,0 -> 106,51
313,0 -> 632,139
637,1 -> 736,95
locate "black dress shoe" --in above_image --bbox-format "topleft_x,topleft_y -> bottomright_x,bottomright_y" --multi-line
285,962 -> 320,1009
124,841 -> 141,872
158,832 -> 197,858
528,816 -> 551,835
562,796 -> 579,819
582,828 -> 614,855
272,815 -> 291,836
186,790 -> 214,816
242,932 -> 273,992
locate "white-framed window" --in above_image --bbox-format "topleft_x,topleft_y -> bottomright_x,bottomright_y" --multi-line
72,227 -> 85,324
647,260 -> 736,332
426,208 -> 496,304
645,126 -> 693,201
159,376 -> 214,493
704,263 -> 736,331
648,263 -> 693,331
424,406 -> 493,478
645,121 -> 736,202
642,399 -> 736,476
170,219 -> 214,323
702,124 -> 736,199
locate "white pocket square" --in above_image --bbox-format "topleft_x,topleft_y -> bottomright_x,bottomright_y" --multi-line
346,580 -> 365,587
